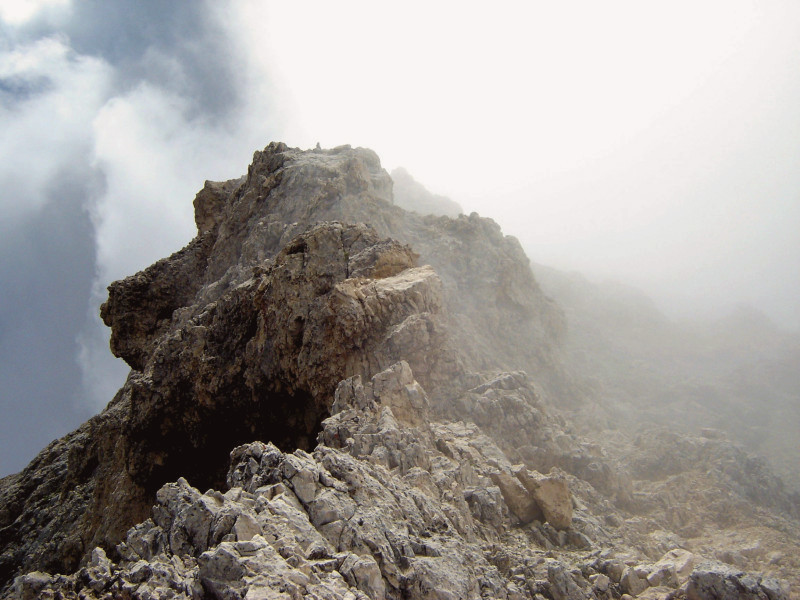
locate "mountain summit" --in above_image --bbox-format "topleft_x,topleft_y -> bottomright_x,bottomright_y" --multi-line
1,143 -> 797,599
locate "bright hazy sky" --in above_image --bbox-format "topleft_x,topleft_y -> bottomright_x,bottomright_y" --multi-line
1,0 -> 799,474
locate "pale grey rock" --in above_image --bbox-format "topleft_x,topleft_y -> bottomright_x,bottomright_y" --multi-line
371,360 -> 430,428
463,486 -> 506,532
489,470 -> 542,524
3,140 -> 798,600
233,513 -> 261,542
620,566 -> 649,596
686,563 -> 789,600
339,553 -> 385,599
307,488 -> 357,529
591,573 -> 611,592
649,548 -> 694,588
547,561 -> 595,600
636,586 -> 676,600
515,467 -> 573,530
13,572 -> 53,600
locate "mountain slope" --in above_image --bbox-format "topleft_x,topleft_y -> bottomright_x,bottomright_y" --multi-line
532,263 -> 800,488
0,143 -> 564,591
2,143 -> 799,599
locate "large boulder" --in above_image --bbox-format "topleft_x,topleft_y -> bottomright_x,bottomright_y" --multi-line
515,467 -> 573,530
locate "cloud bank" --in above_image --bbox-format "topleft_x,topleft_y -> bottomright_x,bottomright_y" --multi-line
1,1 -> 799,474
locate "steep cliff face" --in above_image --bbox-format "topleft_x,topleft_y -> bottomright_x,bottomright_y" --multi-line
2,143 -> 799,600
0,143 -> 563,591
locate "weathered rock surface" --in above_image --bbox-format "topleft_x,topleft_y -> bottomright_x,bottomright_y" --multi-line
686,562 -> 789,600
12,363 -> 587,599
0,143 -> 562,593
515,467 -> 573,531
16,363 -> 795,599
2,143 -> 799,599
1,221 -> 451,592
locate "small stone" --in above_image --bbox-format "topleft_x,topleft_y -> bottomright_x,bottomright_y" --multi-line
621,567 -> 649,596
127,560 -> 153,584
234,512 -> 262,541
605,560 -> 625,583
14,572 -> 53,600
591,573 -> 611,592
515,468 -> 573,530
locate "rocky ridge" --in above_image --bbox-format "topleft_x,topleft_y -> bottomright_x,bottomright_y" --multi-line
0,142 -> 561,592
11,363 -> 797,600
2,143 -> 799,599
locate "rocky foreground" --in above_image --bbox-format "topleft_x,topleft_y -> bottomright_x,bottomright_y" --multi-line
2,143 -> 799,599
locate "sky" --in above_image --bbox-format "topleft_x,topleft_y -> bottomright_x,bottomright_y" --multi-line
1,0 -> 799,476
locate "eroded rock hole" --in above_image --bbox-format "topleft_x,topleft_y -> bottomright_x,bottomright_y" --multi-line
133,387 -> 327,495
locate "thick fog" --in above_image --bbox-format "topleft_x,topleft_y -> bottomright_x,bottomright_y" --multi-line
1,1 -> 799,475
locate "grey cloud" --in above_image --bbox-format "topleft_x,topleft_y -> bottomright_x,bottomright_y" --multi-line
0,73 -> 53,104
0,1 -> 262,476
10,1 -> 241,118
62,1 -> 240,117
0,162 -> 101,475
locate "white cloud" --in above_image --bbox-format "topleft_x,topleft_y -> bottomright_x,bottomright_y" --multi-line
0,36 -> 111,223
0,0 -> 69,26
91,0 -> 798,334
216,1 -> 800,331
5,0 -> 800,419
91,85 -> 201,282
234,1 -> 760,192
78,58 -> 279,408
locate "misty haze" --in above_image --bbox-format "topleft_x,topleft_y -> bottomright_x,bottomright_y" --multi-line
1,2 -> 799,599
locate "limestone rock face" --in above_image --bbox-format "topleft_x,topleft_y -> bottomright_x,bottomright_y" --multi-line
686,563 -> 789,600
1,222 -> 453,591
21,361 -> 797,599
16,363 -> 571,599
515,467 -> 573,531
0,143 -> 559,591
2,142 -> 799,599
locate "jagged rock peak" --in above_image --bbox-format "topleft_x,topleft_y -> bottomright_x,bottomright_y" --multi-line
2,141 -> 564,593
7,142 -> 792,600
101,141 -> 566,389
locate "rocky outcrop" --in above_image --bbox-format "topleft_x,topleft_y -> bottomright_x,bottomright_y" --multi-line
0,143 -> 563,593
13,362 -> 795,600
0,222 -> 457,592
2,142 -> 799,599
14,363 -> 585,600
686,563 -> 789,600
